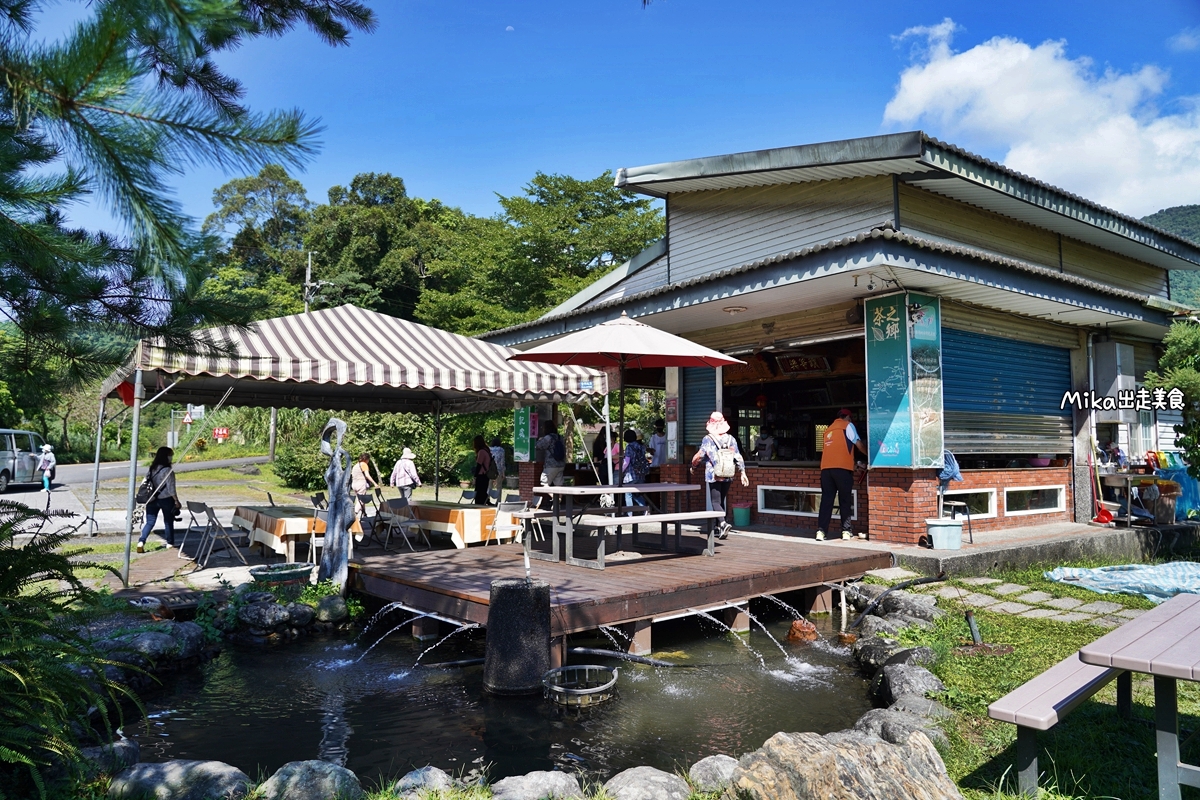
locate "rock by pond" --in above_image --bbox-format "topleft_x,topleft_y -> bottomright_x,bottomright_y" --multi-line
108,759 -> 250,800
258,759 -> 364,800
604,766 -> 690,800
689,754 -> 738,792
491,770 -> 584,800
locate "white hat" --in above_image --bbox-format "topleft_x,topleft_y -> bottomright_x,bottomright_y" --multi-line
41,443 -> 53,452
705,412 -> 730,436
401,447 -> 416,459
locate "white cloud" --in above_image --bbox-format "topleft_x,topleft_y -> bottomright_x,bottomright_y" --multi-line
883,21 -> 1200,217
1168,27 -> 1200,53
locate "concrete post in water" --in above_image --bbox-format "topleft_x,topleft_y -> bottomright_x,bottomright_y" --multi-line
483,578 -> 550,695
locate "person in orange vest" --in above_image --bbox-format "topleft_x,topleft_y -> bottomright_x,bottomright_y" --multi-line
817,408 -> 868,541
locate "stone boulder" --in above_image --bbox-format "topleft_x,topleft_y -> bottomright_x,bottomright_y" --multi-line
108,759 -> 250,800
870,664 -> 946,707
315,595 -> 348,623
880,592 -> 944,623
853,708 -> 948,748
79,737 -> 139,780
890,694 -> 953,720
393,766 -> 454,794
846,583 -> 887,611
170,621 -> 208,660
881,647 -> 937,669
857,615 -> 900,639
787,618 -> 819,642
881,613 -> 933,631
238,601 -> 290,630
241,591 -> 276,604
689,754 -> 738,792
258,760 -> 364,800
492,770 -> 583,800
851,636 -> 901,672
126,631 -> 178,662
286,602 -> 316,627
605,766 -> 690,800
726,729 -> 961,800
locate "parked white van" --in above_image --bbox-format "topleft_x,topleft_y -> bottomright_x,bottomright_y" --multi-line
0,429 -> 47,492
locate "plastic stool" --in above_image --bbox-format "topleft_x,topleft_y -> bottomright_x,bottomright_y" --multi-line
944,500 -> 974,543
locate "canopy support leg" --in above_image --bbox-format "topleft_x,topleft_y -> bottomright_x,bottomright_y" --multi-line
434,408 -> 442,502
87,395 -> 106,537
121,371 -> 144,587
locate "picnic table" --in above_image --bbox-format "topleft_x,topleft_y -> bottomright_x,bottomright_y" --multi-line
408,501 -> 516,549
1079,592 -> 1200,800
529,483 -> 719,570
232,505 -> 362,563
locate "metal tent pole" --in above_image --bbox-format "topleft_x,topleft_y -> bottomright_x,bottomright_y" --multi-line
87,395 -> 107,537
121,370 -> 144,587
269,407 -> 278,460
434,407 -> 442,502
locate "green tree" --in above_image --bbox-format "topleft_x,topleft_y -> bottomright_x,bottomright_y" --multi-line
203,164 -> 312,280
304,173 -> 461,318
415,171 -> 664,335
1145,320 -> 1200,482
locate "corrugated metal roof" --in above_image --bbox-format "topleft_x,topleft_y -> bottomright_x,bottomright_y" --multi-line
614,132 -> 1200,270
483,227 -> 1180,345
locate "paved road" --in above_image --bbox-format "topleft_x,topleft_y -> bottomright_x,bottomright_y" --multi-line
54,455 -> 270,485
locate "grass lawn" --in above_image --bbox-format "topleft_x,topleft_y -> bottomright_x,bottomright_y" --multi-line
897,557 -> 1200,800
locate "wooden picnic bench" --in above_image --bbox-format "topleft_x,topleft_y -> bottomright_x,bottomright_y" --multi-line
575,510 -> 727,558
988,653 -> 1131,796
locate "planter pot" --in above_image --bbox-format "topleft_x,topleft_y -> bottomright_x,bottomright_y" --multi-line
459,480 -> 472,489
926,518 -> 962,550
249,563 -> 314,597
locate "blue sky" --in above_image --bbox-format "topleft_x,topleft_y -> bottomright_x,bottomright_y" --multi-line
46,0 -> 1200,230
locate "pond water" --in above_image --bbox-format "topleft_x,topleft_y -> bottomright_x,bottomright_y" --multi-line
127,603 -> 870,786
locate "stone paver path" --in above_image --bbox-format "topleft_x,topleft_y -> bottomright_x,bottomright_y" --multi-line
866,567 -> 920,581
908,575 -> 1155,629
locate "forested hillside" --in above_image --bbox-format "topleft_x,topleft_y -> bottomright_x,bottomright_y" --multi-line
1143,205 -> 1200,307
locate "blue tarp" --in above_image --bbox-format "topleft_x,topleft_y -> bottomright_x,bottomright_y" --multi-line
1157,467 -> 1199,521
1045,562 -> 1200,604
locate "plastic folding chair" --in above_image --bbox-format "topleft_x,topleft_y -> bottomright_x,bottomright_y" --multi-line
178,501 -> 208,560
310,493 -> 327,510
266,492 -> 277,507
379,498 -> 429,552
308,508 -> 327,564
504,493 -> 522,503
458,489 -> 475,504
196,505 -> 249,569
486,501 -> 527,546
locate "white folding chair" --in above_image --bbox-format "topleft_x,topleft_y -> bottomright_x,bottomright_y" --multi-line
380,498 -> 429,552
487,489 -> 501,505
178,501 -> 208,560
486,501 -> 527,546
196,505 -> 249,569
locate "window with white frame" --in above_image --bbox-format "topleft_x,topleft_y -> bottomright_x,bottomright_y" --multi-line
757,485 -> 857,519
940,489 -> 997,519
1133,409 -> 1155,459
1004,485 -> 1066,516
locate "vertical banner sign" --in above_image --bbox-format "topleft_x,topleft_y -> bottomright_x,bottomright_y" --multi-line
865,293 -> 913,467
907,293 -> 944,468
513,408 -> 532,462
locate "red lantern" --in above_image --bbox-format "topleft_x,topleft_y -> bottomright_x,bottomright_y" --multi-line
755,394 -> 768,409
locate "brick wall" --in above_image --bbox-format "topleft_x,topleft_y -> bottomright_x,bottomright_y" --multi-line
518,460 -> 539,503
953,467 -> 1075,532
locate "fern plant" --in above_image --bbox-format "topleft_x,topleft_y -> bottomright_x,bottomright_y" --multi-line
0,501 -> 136,799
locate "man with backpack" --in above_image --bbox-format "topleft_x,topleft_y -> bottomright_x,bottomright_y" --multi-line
689,411 -> 748,539
535,421 -> 567,486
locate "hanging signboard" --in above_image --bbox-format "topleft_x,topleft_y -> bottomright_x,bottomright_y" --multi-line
865,293 -> 913,468
513,408 -> 532,463
907,293 -> 944,469
775,354 -> 831,376
864,292 -> 944,469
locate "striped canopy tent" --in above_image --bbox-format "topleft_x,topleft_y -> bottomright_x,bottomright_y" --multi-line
100,305 -> 607,414
95,306 -> 606,583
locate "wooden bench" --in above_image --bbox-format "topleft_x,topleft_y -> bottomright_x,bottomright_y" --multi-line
987,653 -> 1131,796
576,510 -> 727,560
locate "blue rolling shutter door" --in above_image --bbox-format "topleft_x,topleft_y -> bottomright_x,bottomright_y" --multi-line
942,328 -> 1073,454
682,367 -> 715,446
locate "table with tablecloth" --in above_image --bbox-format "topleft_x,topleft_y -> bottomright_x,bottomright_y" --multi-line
408,501 -> 515,549
232,505 -> 363,562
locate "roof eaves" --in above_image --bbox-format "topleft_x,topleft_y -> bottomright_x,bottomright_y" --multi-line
483,227 -> 1157,340
919,135 -> 1200,265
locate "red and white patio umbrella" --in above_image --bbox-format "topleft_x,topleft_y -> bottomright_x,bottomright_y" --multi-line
507,313 -> 743,484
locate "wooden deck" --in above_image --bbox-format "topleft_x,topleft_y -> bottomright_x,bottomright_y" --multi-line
349,534 -> 892,637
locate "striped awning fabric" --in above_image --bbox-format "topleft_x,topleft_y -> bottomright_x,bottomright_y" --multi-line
101,305 -> 607,413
